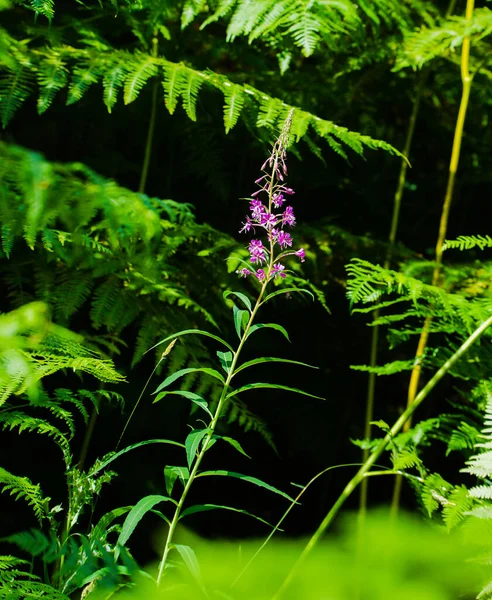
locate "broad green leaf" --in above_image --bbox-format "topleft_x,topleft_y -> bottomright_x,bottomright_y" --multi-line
217,350 -> 233,375
246,323 -> 290,342
153,367 -> 225,395
196,470 -> 296,502
165,465 -> 190,496
154,390 -> 213,419
261,287 -> 315,305
233,305 -> 248,339
234,356 -> 318,375
115,495 -> 176,559
180,503 -> 273,527
185,429 -> 211,468
90,439 -> 185,476
147,329 -> 234,353
226,383 -> 324,402
223,290 -> 252,312
214,435 -> 250,458
174,544 -> 206,593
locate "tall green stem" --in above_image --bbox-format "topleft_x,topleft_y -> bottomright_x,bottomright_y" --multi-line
391,0 -> 475,514
138,34 -> 159,194
359,73 -> 425,514
272,313 -> 492,599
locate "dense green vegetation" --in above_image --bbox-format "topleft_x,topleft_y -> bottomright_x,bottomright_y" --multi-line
1,0 -> 492,597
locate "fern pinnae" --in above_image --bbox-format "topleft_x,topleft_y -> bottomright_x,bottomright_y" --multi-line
222,82 -> 245,133
0,66 -> 32,129
123,55 -> 159,105
36,51 -> 69,114
181,69 -> 206,122
0,468 -> 47,525
102,59 -> 129,113
162,62 -> 186,115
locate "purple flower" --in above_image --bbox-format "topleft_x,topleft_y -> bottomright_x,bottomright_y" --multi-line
271,263 -> 286,279
249,239 -> 267,264
260,212 -> 277,229
250,199 -> 266,221
272,193 -> 285,209
277,230 -> 293,249
283,206 -> 296,227
237,110 -> 304,284
239,216 -> 253,233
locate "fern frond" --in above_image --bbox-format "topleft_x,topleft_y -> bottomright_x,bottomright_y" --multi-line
181,0 -> 208,29
123,54 -> 159,104
36,50 -> 68,114
162,62 -> 186,115
102,57 -> 129,113
350,359 -> 418,376
222,82 -> 245,133
28,0 -> 54,19
396,8 -> 492,70
443,235 -> 492,252
3,529 -> 58,561
0,468 -> 46,525
420,473 -> 452,517
442,485 -> 474,531
66,58 -> 103,105
0,411 -> 71,463
0,65 -> 32,128
181,68 -> 206,121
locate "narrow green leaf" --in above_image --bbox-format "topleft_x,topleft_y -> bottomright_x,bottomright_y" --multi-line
153,367 -> 225,395
246,323 -> 290,342
90,439 -> 185,476
215,435 -> 250,458
226,383 -> 324,402
174,544 -> 206,592
234,356 -> 318,375
115,495 -> 176,559
147,329 -> 234,353
154,390 -> 213,419
164,465 -> 190,496
217,351 -> 233,375
262,287 -> 315,305
223,290 -> 252,312
185,429 -> 211,468
180,503 -> 273,527
233,305 -> 248,339
196,470 -> 296,502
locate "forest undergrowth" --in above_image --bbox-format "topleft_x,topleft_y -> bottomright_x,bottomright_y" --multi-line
1,0 -> 492,598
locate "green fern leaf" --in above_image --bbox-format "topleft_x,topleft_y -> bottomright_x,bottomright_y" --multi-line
256,95 -> 283,129
0,468 -> 46,525
443,234 -> 492,252
181,69 -> 205,121
123,55 -> 158,104
37,51 -> 68,114
181,0 -> 208,29
29,0 -> 55,19
102,59 -> 129,113
442,485 -> 474,531
66,60 -> 102,106
222,82 -> 245,133
0,67 -> 32,128
162,63 -> 186,114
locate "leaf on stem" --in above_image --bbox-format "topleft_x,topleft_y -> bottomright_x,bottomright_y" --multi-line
174,544 -> 206,593
154,390 -> 213,419
233,305 -> 249,339
223,290 -> 252,312
196,470 -> 296,503
217,350 -> 233,375
226,382 -> 324,402
180,503 -> 273,527
153,367 -> 225,395
115,495 -> 176,559
213,435 -> 250,458
234,356 -> 318,375
164,465 -> 190,496
147,329 -> 234,354
185,429 -> 211,468
246,323 -> 290,342
261,287 -> 315,305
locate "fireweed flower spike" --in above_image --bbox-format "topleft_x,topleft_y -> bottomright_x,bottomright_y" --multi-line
236,110 -> 304,284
